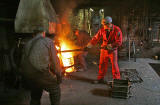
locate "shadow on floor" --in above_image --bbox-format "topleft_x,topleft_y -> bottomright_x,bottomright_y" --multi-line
149,63 -> 160,76
90,88 -> 111,97
64,74 -> 95,84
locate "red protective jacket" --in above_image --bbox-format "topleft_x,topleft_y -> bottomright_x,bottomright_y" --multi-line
90,24 -> 122,49
90,24 -> 122,79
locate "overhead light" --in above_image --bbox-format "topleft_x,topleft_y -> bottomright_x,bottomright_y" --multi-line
100,9 -> 104,13
148,27 -> 152,31
90,8 -> 94,12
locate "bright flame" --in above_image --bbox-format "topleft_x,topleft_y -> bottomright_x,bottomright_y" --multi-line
57,40 -> 76,73
55,15 -> 78,73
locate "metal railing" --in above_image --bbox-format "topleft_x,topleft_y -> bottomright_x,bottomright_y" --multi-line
128,38 -> 136,62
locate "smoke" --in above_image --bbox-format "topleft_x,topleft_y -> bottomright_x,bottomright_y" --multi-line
56,0 -> 83,21
53,0 -> 85,50
55,0 -> 84,37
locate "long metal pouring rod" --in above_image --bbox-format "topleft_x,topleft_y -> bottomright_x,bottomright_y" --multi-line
59,49 -> 85,53
58,47 -> 111,53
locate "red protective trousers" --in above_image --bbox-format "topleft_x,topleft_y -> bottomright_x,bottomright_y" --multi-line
98,49 -> 120,79
90,24 -> 122,80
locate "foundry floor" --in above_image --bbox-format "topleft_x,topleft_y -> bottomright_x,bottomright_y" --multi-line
44,58 -> 160,105
0,58 -> 160,105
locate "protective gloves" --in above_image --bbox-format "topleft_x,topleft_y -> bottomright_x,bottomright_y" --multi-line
106,44 -> 112,50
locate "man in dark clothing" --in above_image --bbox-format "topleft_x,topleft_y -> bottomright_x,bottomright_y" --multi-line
21,30 -> 62,105
86,16 -> 122,83
74,29 -> 91,71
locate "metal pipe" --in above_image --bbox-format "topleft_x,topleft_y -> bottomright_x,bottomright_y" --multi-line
63,64 -> 75,69
59,49 -> 84,53
58,46 -> 109,53
128,37 -> 131,61
132,41 -> 136,62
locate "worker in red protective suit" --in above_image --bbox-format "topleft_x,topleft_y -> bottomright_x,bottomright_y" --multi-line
86,16 -> 122,83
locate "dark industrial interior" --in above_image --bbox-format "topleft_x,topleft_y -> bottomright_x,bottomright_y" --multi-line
0,0 -> 160,105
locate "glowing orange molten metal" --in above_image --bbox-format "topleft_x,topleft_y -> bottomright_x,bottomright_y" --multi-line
56,18 -> 77,73
57,41 -> 75,73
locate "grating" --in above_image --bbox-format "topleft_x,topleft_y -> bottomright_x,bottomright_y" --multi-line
120,69 -> 143,83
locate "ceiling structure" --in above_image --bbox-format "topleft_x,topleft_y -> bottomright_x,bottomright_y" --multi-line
1,0 -> 160,28
0,0 -> 160,48
1,0 -> 160,17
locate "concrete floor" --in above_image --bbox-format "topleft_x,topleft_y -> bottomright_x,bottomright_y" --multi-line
0,58 -> 160,105
40,58 -> 160,105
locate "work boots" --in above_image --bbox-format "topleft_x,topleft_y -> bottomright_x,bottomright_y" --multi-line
92,79 -> 113,87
